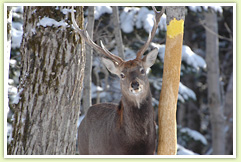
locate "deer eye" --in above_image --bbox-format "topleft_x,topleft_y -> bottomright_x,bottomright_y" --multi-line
120,73 -> 125,79
140,68 -> 145,74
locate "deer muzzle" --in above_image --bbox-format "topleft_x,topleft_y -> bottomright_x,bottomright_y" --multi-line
129,80 -> 143,95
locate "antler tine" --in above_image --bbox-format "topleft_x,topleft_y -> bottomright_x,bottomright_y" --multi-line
136,6 -> 165,60
71,6 -> 123,65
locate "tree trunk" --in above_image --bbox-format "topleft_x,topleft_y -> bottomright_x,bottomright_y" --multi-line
8,6 -> 85,155
112,6 -> 125,59
157,6 -> 185,155
205,8 -> 225,155
82,6 -> 94,114
224,72 -> 233,155
7,6 -> 12,59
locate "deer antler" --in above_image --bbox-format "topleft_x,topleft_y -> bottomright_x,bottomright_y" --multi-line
71,6 -> 124,65
136,6 -> 165,60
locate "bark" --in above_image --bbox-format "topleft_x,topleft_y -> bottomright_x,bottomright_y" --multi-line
6,6 -> 12,89
8,6 -> 85,155
82,6 -> 94,114
7,6 -> 12,55
205,9 -> 225,155
224,72 -> 233,155
157,6 -> 185,155
112,6 -> 125,59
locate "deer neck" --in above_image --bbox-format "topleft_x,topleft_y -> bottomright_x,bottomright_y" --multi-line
119,88 -> 154,131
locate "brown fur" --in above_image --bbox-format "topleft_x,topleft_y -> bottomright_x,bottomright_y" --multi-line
77,49 -> 158,155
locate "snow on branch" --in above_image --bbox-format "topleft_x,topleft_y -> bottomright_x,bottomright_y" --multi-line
152,42 -> 207,70
94,6 -> 112,20
120,7 -> 166,34
188,6 -> 223,13
180,127 -> 208,145
149,78 -> 196,102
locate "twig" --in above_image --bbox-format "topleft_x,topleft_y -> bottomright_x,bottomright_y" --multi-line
199,19 -> 233,42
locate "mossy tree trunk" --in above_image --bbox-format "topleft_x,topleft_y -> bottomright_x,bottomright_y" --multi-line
8,6 -> 85,155
157,6 -> 185,155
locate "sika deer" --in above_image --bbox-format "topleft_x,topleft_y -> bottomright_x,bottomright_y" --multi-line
72,6 -> 165,155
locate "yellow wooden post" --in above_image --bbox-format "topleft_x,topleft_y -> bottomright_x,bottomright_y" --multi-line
157,7 -> 185,155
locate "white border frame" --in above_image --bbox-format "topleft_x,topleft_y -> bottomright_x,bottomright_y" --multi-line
4,3 -> 236,159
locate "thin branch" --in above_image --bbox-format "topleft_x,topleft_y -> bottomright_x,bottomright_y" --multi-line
199,19 -> 233,42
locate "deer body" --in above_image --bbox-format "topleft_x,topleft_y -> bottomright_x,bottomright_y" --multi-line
72,6 -> 165,155
78,96 -> 155,154
78,58 -> 157,155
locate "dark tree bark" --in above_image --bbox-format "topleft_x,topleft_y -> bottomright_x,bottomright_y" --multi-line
8,6 -> 85,155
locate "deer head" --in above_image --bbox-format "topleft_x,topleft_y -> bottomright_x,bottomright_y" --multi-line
71,6 -> 165,108
102,49 -> 158,108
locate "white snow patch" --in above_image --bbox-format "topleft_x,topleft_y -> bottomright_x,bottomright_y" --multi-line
177,144 -> 199,155
188,6 -> 223,13
12,6 -> 23,13
61,8 -> 72,14
153,42 -> 206,70
120,7 -> 139,33
137,7 -> 167,32
11,22 -> 23,49
188,6 -> 202,12
12,88 -> 23,104
94,6 -> 112,20
182,45 -> 207,70
203,6 -> 223,13
37,17 -> 68,28
180,127 -> 208,145
179,82 -> 196,101
120,7 -> 166,34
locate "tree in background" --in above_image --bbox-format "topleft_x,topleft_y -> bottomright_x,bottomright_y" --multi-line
8,6 -> 85,155
82,6 -> 94,114
205,7 -> 225,155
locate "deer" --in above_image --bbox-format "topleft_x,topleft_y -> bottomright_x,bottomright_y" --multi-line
71,6 -> 165,155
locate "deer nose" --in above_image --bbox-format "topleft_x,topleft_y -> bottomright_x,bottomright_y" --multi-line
131,81 -> 139,90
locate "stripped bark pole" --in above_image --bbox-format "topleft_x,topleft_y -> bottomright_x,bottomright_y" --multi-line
157,6 -> 185,155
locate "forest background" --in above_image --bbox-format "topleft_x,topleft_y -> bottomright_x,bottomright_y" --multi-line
1,0 -> 239,161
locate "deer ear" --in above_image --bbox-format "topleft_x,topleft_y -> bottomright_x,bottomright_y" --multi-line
142,48 -> 158,69
102,58 -> 120,75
